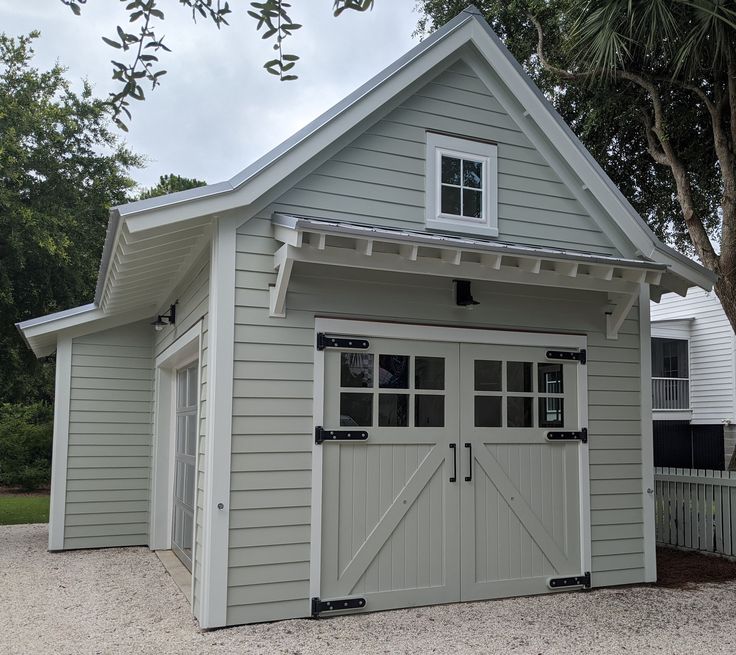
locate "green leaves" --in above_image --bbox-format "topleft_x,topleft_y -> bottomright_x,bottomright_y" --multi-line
0,32 -> 142,403
333,0 -> 374,17
60,0 -> 379,123
248,0 -> 302,81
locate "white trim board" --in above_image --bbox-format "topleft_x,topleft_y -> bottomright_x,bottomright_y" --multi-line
199,215 -> 237,629
315,318 -> 587,350
48,336 -> 72,551
639,286 -> 657,582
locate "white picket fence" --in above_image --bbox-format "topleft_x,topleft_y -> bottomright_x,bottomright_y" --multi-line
654,467 -> 736,557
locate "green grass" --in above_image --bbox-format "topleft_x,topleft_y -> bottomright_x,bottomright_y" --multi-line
0,493 -> 50,525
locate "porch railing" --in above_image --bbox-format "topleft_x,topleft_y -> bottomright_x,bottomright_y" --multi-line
652,377 -> 689,410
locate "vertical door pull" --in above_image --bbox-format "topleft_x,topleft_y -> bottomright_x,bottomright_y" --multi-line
464,442 -> 472,482
449,443 -> 457,482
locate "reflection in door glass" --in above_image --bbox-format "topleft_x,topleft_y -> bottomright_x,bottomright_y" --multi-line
379,394 -> 409,427
474,396 -> 502,427
539,397 -> 564,428
415,395 -> 444,427
340,393 -> 373,426
507,362 -> 533,392
474,360 -> 502,391
415,357 -> 445,390
507,396 -> 533,427
538,363 -> 563,394
379,355 -> 409,389
341,353 -> 374,388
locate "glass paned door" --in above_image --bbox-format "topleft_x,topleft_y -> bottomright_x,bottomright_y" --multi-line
172,362 -> 198,571
459,343 -> 583,601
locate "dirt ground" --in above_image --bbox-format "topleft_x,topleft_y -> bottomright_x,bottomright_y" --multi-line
656,546 -> 736,588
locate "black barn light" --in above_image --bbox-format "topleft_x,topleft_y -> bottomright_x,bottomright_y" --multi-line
455,280 -> 479,308
152,303 -> 177,332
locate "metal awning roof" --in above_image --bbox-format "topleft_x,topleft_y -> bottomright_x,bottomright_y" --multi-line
270,214 -> 674,339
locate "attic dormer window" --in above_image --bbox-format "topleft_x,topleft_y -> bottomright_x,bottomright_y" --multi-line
426,132 -> 498,237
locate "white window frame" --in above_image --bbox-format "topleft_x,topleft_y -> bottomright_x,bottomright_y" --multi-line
426,132 -> 498,238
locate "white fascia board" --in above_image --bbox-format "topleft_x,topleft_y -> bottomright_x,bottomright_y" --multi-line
19,304 -> 156,358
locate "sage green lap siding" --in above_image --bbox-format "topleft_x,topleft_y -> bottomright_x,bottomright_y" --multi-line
273,60 -> 618,256
64,322 -> 154,550
228,216 -> 645,624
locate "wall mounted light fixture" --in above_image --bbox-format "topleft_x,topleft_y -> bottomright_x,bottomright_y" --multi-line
455,280 -> 479,308
152,303 -> 177,332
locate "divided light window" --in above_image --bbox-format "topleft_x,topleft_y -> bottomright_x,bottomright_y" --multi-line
426,132 -> 498,237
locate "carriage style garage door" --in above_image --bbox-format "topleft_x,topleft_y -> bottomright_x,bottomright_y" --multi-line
315,328 -> 588,615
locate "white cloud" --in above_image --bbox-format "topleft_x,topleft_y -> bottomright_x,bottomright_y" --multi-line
0,0 -> 419,188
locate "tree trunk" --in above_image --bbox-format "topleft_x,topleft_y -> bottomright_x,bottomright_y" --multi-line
714,276 -> 736,335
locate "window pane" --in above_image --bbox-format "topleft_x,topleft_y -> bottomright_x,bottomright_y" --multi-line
462,189 -> 482,218
539,397 -> 564,428
415,357 -> 445,390
379,394 -> 409,427
475,360 -> 502,391
507,361 -> 533,392
538,363 -> 563,394
441,156 -> 461,185
462,159 -> 483,188
340,393 -> 373,426
651,337 -> 688,378
379,355 -> 409,389
475,396 -> 502,427
507,397 -> 533,427
186,414 -> 197,456
441,185 -> 461,215
341,353 -> 373,388
187,368 -> 198,407
416,395 -> 444,427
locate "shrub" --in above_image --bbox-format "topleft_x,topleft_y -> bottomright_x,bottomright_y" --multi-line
0,403 -> 53,491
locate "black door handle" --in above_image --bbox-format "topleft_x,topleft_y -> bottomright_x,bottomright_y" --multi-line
449,443 -> 457,482
464,442 -> 472,482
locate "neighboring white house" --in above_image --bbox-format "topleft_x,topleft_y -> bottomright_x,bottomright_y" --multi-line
651,288 -> 736,467
16,7 -> 713,630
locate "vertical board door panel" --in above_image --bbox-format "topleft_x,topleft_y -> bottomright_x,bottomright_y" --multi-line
320,338 -> 461,611
459,343 -> 583,600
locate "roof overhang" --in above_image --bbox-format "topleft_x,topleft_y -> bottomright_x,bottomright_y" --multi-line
16,213 -> 213,358
270,214 -> 672,339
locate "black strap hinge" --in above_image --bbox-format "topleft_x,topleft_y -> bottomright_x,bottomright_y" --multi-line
315,426 -> 369,445
547,428 -> 588,444
311,596 -> 366,617
549,572 -> 591,590
317,333 -> 370,351
546,349 -> 586,365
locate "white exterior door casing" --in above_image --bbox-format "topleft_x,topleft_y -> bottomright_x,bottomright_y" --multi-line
312,319 -> 591,614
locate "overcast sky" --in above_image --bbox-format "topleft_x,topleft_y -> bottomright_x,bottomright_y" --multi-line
0,1 -> 420,190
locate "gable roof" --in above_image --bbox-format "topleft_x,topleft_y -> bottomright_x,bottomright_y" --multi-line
17,5 -> 714,356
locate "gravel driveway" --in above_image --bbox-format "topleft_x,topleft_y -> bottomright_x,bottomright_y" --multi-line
2,524 -> 736,655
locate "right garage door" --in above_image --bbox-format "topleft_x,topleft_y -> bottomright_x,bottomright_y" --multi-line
459,343 -> 583,601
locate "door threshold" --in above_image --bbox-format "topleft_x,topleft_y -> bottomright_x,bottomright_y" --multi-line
156,550 -> 192,604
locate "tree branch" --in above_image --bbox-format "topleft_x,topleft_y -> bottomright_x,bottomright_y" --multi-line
530,13 -> 720,272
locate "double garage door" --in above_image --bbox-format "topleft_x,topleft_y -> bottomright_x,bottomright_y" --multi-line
316,330 -> 589,614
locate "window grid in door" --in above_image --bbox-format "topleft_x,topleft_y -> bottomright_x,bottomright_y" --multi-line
473,359 -> 565,429
339,352 -> 446,428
